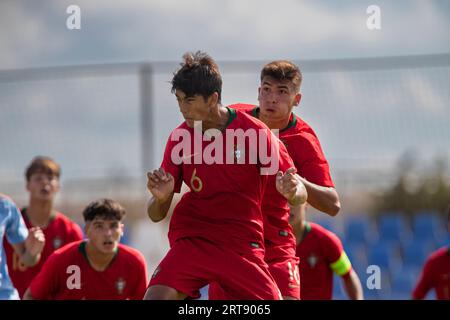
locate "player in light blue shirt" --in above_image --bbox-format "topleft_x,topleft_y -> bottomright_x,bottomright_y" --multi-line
0,194 -> 45,300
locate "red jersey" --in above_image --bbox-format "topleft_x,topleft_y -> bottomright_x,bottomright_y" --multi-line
29,240 -> 148,300
161,107 -> 294,262
4,208 -> 83,297
413,246 -> 450,300
229,104 -> 335,261
295,222 -> 352,300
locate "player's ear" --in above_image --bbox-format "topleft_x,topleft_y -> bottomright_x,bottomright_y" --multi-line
54,178 -> 61,193
207,92 -> 218,106
84,222 -> 90,235
294,93 -> 301,106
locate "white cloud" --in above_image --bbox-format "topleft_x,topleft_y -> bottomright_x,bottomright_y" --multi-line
0,1 -> 70,69
1,0 -> 449,69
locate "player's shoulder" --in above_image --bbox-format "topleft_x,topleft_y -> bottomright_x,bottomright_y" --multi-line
0,194 -> 15,207
428,246 -> 450,263
234,108 -> 270,131
0,193 -> 12,201
0,195 -> 20,219
228,103 -> 256,113
52,212 -> 82,229
50,240 -> 84,261
165,122 -> 192,146
310,222 -> 341,244
284,114 -> 320,140
118,244 -> 146,264
168,121 -> 190,135
293,113 -> 316,132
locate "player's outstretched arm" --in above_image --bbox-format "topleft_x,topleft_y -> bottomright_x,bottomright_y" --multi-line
11,227 -> 45,267
276,168 -> 308,207
342,269 -> 364,300
146,168 -> 175,222
297,177 -> 341,216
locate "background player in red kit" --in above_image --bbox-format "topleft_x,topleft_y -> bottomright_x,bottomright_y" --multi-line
291,204 -> 363,300
3,156 -> 83,298
412,205 -> 450,300
144,51 -> 307,300
210,60 -> 340,300
24,198 -> 148,300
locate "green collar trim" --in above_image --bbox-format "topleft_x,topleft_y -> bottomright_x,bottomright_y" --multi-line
280,112 -> 297,133
224,107 -> 237,128
78,241 -> 89,261
251,107 -> 296,132
78,241 -> 119,270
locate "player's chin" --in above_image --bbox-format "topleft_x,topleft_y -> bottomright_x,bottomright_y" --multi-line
101,241 -> 118,253
37,193 -> 54,201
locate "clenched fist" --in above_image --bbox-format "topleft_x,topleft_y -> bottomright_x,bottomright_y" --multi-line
276,167 -> 307,207
147,168 -> 175,202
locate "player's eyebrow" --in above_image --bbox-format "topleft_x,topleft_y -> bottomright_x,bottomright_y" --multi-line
276,84 -> 289,90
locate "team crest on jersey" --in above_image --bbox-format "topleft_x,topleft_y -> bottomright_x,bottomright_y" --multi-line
307,254 -> 318,268
116,277 -> 126,294
53,237 -> 63,249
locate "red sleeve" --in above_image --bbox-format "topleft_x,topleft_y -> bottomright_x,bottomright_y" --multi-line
67,222 -> 84,242
278,134 -> 296,173
29,251 -> 61,299
412,258 -> 434,299
160,132 -> 183,193
322,230 -> 344,264
260,129 -> 295,176
295,132 -> 334,188
130,251 -> 148,300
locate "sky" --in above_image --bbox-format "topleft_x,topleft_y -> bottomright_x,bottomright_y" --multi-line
1,0 -> 450,69
0,0 -> 449,187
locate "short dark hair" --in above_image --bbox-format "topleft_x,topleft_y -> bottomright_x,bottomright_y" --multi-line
260,60 -> 302,92
83,198 -> 126,222
25,156 -> 61,182
171,51 -> 222,102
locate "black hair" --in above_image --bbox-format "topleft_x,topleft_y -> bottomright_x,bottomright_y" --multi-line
83,198 -> 126,222
171,51 -> 222,102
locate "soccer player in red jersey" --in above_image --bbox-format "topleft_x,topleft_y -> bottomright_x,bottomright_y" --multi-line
144,52 -> 307,300
3,156 -> 84,298
210,60 -> 340,300
413,206 -> 450,300
23,199 -> 148,300
292,204 -> 363,300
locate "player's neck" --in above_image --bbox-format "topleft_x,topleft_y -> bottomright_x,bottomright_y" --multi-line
202,105 -> 229,131
27,199 -> 55,228
85,241 -> 116,272
258,113 -> 290,130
